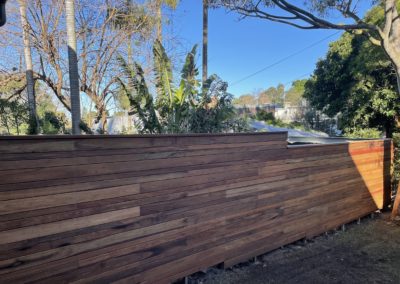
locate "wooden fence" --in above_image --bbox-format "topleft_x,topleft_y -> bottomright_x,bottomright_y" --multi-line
0,133 -> 392,283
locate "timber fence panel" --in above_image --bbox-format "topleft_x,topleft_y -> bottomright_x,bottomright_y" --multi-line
0,133 -> 392,283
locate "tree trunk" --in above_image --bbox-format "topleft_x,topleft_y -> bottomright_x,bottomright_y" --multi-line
391,184 -> 400,220
65,0 -> 81,135
95,103 -> 107,133
383,0 -> 400,220
389,66 -> 400,219
396,67 -> 400,96
384,41 -> 400,96
202,0 -> 208,93
100,110 -> 107,133
383,0 -> 400,96
156,0 -> 162,42
18,0 -> 39,134
127,34 -> 133,66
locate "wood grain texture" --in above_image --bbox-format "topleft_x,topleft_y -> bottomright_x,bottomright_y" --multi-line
0,133 -> 392,284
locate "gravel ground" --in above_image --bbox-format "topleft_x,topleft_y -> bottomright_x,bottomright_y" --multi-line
184,213 -> 400,284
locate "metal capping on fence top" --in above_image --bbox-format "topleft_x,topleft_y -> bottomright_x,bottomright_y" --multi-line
288,136 -> 391,145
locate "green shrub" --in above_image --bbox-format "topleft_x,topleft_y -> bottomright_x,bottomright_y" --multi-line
255,109 -> 274,122
344,127 -> 382,139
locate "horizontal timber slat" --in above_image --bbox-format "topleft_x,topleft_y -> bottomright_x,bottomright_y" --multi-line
0,133 -> 392,283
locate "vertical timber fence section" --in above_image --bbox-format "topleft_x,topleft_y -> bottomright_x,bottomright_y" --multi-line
0,133 -> 392,283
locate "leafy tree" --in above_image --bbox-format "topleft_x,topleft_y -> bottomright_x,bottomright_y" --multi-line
0,73 -> 26,100
260,84 -> 284,106
36,92 -> 69,134
0,72 -> 29,134
233,94 -> 257,106
257,84 -> 285,105
0,99 -> 29,135
234,84 -> 286,106
0,75 -> 74,135
304,31 -> 399,137
285,79 -> 307,106
214,0 -> 400,96
275,83 -> 285,105
257,91 -> 271,105
39,111 -> 68,134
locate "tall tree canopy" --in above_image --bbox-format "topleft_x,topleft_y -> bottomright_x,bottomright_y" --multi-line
304,30 -> 399,137
262,83 -> 284,105
285,79 -> 306,106
234,83 -> 288,106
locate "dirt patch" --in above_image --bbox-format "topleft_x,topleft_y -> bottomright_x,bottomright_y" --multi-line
185,213 -> 400,284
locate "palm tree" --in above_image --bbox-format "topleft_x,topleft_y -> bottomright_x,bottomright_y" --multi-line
155,0 -> 178,42
65,0 -> 81,134
18,0 -> 39,134
107,0 -> 152,66
202,0 -> 208,92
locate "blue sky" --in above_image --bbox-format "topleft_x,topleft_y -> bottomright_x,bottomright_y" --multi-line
164,1 -> 372,97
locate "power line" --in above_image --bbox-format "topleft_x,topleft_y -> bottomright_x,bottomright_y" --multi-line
230,31 -> 340,86
283,72 -> 312,87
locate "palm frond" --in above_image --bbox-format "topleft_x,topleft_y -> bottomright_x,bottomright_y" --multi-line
180,44 -> 199,105
117,55 -> 136,88
117,55 -> 161,133
174,80 -> 186,106
181,44 -> 198,85
153,39 -> 174,111
206,74 -> 229,98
